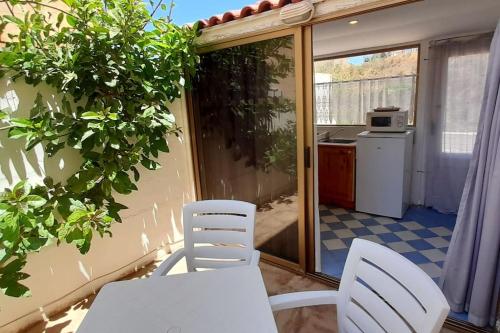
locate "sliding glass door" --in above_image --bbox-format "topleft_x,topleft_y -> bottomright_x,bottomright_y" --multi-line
190,30 -> 305,269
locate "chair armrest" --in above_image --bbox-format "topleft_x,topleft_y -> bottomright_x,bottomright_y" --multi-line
269,290 -> 339,312
250,250 -> 260,266
150,248 -> 186,277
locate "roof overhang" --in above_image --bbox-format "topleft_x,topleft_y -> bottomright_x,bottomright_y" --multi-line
196,0 -> 422,47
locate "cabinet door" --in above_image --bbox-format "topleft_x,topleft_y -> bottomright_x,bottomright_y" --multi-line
330,148 -> 351,200
318,146 -> 355,207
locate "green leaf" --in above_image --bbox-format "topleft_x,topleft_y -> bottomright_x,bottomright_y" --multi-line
78,231 -> 92,254
25,195 -> 47,208
65,228 -> 83,243
0,201 -> 10,211
69,199 -> 86,211
0,111 -> 7,120
141,106 -> 155,119
104,162 -> 118,181
107,202 -> 127,222
45,213 -> 55,227
105,79 -> 118,87
25,137 -> 42,151
155,138 -> 169,153
43,177 -> 54,188
46,142 -> 65,157
112,171 -> 136,194
12,181 -> 31,200
142,82 -> 153,93
24,237 -> 48,251
7,127 -> 29,139
0,249 -> 7,263
101,179 -> 112,197
109,137 -> 120,149
67,210 -> 88,225
81,129 -> 95,142
81,112 -> 104,120
0,52 -> 18,68
9,118 -> 32,128
3,15 -> 23,25
131,166 -> 140,182
66,15 -> 77,27
1,214 -> 20,246
109,27 -> 120,38
141,158 -> 160,170
61,0 -> 74,6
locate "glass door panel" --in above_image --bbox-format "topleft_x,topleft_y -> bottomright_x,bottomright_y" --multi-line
191,34 -> 300,264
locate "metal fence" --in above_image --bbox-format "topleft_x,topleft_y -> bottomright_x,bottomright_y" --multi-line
315,75 -> 417,125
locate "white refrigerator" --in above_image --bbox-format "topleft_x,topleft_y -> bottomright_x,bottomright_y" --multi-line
355,131 -> 414,218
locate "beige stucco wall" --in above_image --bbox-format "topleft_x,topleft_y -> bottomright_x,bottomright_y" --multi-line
0,78 -> 195,332
0,2 -> 22,43
1,1 -> 69,45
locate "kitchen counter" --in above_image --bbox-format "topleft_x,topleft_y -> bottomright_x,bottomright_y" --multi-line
318,141 -> 357,147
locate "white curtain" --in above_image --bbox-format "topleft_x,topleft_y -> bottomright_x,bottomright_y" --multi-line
315,75 -> 417,125
425,34 -> 492,213
440,21 -> 500,327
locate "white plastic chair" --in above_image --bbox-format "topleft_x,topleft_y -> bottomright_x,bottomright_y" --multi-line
269,238 -> 450,333
152,200 -> 260,276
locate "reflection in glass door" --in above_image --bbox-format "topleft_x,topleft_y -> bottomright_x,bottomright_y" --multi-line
191,33 -> 303,266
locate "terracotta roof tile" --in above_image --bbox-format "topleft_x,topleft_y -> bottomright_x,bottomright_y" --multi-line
197,0 -> 304,29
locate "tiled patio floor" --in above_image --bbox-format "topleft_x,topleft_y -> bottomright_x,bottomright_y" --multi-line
21,253 -> 459,333
319,204 -> 456,283
319,204 -> 474,324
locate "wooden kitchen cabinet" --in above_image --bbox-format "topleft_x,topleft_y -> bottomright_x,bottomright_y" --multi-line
318,144 -> 356,209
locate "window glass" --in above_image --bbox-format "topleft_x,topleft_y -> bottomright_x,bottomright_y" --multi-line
442,52 -> 489,154
314,47 -> 419,125
191,36 -> 300,263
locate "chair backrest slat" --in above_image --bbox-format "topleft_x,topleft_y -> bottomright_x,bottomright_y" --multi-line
192,258 -> 248,270
192,245 -> 249,260
192,230 -> 248,245
344,318 -> 364,333
355,259 -> 426,328
191,214 -> 247,229
350,281 -> 412,333
183,200 -> 256,272
345,301 -> 385,333
338,239 -> 450,333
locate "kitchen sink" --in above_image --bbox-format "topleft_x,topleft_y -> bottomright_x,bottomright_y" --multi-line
320,138 -> 357,144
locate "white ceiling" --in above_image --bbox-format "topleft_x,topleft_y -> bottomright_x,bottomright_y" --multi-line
313,0 -> 500,57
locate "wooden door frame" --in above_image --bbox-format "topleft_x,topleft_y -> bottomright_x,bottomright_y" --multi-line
187,27 -> 308,274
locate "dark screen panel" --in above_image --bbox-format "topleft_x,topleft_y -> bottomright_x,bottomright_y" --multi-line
191,36 -> 299,263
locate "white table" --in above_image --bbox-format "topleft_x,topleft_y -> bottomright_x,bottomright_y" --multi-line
77,266 -> 278,333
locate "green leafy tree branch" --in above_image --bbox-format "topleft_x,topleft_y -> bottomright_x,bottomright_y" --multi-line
0,0 -> 199,297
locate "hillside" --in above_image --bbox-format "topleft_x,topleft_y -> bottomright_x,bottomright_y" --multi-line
315,48 -> 418,82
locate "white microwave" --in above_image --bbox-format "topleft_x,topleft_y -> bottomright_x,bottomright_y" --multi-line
366,111 -> 408,132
